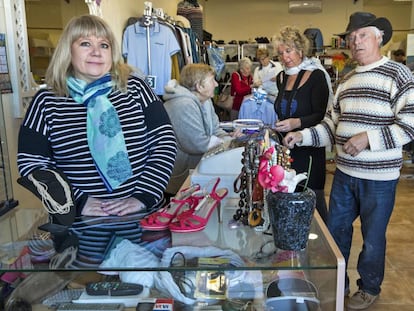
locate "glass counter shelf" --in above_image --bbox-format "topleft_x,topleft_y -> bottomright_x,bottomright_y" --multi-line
0,197 -> 345,311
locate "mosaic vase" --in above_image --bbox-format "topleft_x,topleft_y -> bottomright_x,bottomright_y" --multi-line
267,188 -> 316,251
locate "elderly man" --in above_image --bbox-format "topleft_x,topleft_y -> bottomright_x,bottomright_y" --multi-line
283,12 -> 414,310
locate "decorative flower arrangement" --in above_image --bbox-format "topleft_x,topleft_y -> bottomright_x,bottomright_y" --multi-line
257,143 -> 308,193
331,53 -> 346,73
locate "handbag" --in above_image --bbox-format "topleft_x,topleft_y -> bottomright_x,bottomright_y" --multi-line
216,76 -> 234,111
217,93 -> 234,111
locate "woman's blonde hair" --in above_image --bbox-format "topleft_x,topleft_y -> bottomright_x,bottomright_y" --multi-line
45,14 -> 132,96
273,26 -> 311,57
256,48 -> 270,60
179,63 -> 216,91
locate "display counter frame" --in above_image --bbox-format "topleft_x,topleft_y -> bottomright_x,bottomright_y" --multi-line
0,178 -> 345,311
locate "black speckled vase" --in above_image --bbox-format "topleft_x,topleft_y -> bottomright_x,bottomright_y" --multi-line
267,188 -> 316,251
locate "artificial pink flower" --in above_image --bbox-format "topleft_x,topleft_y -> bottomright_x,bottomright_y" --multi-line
258,143 -> 298,193
258,147 -> 288,192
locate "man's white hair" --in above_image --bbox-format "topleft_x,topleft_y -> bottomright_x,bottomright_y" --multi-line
368,26 -> 384,45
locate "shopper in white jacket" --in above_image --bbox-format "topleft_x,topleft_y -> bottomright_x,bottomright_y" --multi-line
252,48 -> 283,102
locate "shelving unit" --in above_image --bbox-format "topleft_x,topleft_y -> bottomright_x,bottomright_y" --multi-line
215,44 -> 239,83
241,43 -> 275,61
29,37 -> 55,84
0,95 -> 18,218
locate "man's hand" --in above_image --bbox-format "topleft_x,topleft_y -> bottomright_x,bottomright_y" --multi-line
343,132 -> 369,157
283,131 -> 303,149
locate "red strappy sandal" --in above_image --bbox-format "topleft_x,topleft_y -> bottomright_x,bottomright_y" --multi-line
168,178 -> 228,233
140,184 -> 201,231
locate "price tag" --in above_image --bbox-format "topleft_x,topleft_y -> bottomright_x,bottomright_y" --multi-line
146,75 -> 156,89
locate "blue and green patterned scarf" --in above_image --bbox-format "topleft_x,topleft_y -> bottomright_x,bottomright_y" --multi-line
67,73 -> 132,192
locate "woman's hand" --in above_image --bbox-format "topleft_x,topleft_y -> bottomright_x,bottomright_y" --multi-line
252,80 -> 262,88
82,197 -> 146,216
81,197 -> 110,216
274,118 -> 301,133
230,128 -> 244,138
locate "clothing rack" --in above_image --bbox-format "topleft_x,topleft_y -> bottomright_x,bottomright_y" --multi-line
140,2 -> 176,76
142,1 -> 154,75
123,3 -> 200,94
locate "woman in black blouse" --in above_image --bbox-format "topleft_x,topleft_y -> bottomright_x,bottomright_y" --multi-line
273,26 -> 331,222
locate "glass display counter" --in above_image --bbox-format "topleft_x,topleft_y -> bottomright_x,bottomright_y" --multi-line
0,186 -> 345,310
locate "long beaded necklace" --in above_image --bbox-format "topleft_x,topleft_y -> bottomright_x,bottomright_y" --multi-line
28,169 -> 74,215
232,129 -> 292,228
233,134 -> 263,226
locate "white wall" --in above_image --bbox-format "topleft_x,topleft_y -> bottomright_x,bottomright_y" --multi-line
101,0 -> 181,51
202,0 -> 411,48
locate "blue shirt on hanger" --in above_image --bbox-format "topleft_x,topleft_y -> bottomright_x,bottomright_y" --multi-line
238,95 -> 277,127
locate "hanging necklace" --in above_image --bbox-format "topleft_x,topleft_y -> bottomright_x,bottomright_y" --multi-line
28,169 -> 74,215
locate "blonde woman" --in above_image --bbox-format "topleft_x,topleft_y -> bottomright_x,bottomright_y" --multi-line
273,25 -> 332,222
18,15 -> 177,219
252,48 -> 283,102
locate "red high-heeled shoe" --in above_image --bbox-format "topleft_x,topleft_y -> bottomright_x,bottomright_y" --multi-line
140,184 -> 201,231
169,178 -> 228,233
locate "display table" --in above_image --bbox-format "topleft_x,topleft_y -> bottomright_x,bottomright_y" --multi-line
0,188 -> 345,311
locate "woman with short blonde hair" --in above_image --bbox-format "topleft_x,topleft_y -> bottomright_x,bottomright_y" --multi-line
273,26 -> 311,58
19,14 -> 176,219
163,63 -> 232,196
179,63 -> 216,91
273,25 -> 332,222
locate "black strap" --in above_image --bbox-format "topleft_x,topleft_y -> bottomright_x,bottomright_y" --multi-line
280,70 -> 306,118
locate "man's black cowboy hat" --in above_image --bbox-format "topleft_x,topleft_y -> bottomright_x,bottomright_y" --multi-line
336,12 -> 392,45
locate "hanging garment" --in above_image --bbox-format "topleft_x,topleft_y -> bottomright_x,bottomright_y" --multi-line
304,28 -> 324,54
177,1 -> 204,42
238,94 -> 277,127
122,20 -> 181,96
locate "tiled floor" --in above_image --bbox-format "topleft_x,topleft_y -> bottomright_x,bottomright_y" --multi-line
325,163 -> 414,310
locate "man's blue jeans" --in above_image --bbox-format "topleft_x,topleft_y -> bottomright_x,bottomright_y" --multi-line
327,169 -> 398,295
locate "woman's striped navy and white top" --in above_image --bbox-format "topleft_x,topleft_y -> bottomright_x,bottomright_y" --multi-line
17,75 -> 177,212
